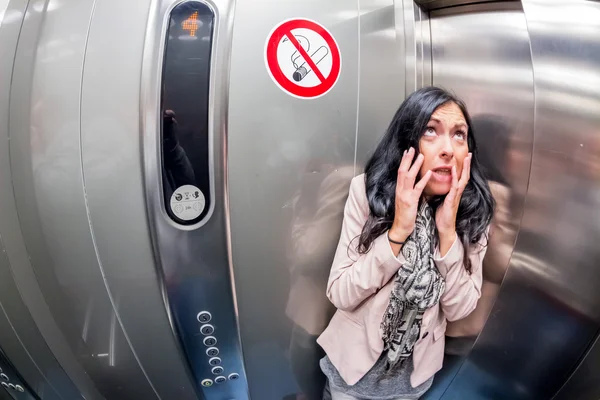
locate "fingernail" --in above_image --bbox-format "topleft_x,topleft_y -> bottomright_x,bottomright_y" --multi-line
403,150 -> 407,156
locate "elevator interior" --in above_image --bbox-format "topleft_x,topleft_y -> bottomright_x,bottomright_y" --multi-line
0,0 -> 600,399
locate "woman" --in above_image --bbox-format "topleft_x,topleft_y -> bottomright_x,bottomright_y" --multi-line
317,87 -> 494,400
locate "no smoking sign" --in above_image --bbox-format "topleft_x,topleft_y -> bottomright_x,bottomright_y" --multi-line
265,18 -> 342,99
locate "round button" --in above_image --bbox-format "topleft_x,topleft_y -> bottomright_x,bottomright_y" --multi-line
211,366 -> 224,375
15,385 -> 24,392
200,324 -> 215,335
1,382 -> 8,389
228,373 -> 240,381
197,311 -> 212,323
208,357 -> 221,366
0,373 -> 8,381
203,336 -> 217,346
206,347 -> 219,357
8,383 -> 15,390
214,375 -> 226,384
201,379 -> 213,387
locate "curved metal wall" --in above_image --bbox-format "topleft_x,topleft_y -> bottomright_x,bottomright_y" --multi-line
1,0 -> 599,399
1,1 -> 96,399
423,1 -> 600,399
4,0 -> 199,398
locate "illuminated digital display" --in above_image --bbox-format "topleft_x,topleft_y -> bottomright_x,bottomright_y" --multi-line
182,11 -> 199,37
162,2 -> 214,225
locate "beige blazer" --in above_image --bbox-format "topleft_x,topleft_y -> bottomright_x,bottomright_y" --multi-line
317,174 -> 487,387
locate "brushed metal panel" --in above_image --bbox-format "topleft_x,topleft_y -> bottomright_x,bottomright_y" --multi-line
0,0 -> 8,27
0,1 -> 78,398
9,0 -> 162,398
355,0 -> 405,169
5,0 -> 103,398
516,0 -> 600,398
402,0 -> 431,95
553,334 -> 600,400
415,0 -> 517,11
228,1 -> 358,398
423,3 -> 535,399
428,1 -> 600,399
141,0 -> 249,398
81,0 -> 200,398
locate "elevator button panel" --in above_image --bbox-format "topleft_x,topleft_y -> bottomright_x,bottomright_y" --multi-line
228,373 -> 239,381
200,324 -> 215,335
150,0 -> 249,397
197,311 -> 212,323
206,347 -> 219,357
0,347 -> 35,398
203,336 -> 217,346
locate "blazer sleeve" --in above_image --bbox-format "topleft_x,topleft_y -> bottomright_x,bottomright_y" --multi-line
326,176 -> 404,311
434,229 -> 489,322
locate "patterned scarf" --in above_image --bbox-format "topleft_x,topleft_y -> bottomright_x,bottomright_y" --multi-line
381,201 -> 445,369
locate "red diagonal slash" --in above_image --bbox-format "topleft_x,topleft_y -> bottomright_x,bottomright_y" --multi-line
284,30 -> 326,83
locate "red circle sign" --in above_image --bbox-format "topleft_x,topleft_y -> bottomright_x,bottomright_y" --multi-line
265,19 -> 342,99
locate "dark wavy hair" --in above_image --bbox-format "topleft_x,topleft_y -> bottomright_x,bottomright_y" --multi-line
358,86 -> 494,273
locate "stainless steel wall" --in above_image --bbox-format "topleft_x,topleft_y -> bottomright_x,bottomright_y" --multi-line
517,1 -> 600,399
1,0 -> 600,399
423,1 -> 600,399
423,3 -> 534,397
4,0 -> 200,398
228,2 -> 359,399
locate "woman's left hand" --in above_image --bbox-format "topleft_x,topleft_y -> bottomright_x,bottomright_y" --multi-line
435,153 -> 472,254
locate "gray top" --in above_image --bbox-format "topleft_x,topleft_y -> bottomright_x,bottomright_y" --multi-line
320,353 -> 433,400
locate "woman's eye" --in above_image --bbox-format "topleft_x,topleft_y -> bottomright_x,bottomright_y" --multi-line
424,127 -> 436,136
455,131 -> 466,141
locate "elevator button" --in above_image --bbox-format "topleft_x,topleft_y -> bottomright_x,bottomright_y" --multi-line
228,373 -> 239,381
1,382 -> 8,389
15,385 -> 24,392
200,324 -> 215,335
197,311 -> 212,323
214,376 -> 226,384
209,357 -> 221,366
211,366 -> 224,375
8,383 -> 15,390
201,379 -> 213,387
206,347 -> 219,357
0,373 -> 8,381
203,336 -> 217,346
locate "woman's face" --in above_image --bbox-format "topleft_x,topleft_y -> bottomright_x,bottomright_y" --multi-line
419,102 -> 470,196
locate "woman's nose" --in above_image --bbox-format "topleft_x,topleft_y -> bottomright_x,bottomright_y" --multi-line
440,135 -> 454,158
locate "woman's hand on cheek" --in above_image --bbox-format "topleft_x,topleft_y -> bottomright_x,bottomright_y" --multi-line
435,153 -> 471,256
389,148 -> 432,244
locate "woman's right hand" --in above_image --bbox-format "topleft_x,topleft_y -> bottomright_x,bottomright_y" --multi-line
388,147 -> 432,243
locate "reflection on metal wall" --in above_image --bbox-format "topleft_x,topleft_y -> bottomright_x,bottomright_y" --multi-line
425,1 -> 600,399
518,1 -> 600,399
355,0 -> 404,169
423,3 -> 534,398
228,1 -> 359,399
1,0 -> 599,399
0,1 -> 85,399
